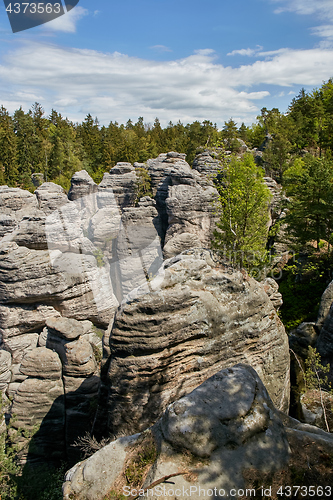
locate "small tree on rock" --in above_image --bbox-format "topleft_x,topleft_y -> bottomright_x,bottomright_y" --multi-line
213,152 -> 272,270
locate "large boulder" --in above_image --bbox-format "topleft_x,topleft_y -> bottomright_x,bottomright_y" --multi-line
164,183 -> 218,257
63,364 -> 290,500
105,249 -> 290,438
147,152 -> 219,257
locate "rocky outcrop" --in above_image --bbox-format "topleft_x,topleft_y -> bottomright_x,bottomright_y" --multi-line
105,249 -> 290,438
9,347 -> 65,464
0,186 -> 39,239
316,279 -> 333,330
35,182 -> 69,214
0,153 -> 291,470
192,151 -> 220,177
68,170 -> 98,202
0,242 -> 117,327
147,152 -> 219,257
99,163 -> 139,209
164,183 -> 218,258
261,277 -> 283,310
314,279 -> 333,384
9,316 -> 101,464
63,364 -> 291,500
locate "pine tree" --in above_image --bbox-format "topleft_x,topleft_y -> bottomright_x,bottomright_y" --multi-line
284,155 -> 333,249
0,106 -> 18,186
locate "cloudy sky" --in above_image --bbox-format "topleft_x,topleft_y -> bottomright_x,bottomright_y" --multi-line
1,0 -> 333,127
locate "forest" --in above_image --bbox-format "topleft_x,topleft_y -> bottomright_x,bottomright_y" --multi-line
0,78 -> 331,191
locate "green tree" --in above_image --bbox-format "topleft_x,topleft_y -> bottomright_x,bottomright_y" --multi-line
221,118 -> 239,152
213,152 -> 272,269
77,114 -> 102,173
0,106 -> 18,185
284,155 -> 333,249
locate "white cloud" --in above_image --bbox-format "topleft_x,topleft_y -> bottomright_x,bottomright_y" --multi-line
271,1 -> 333,46
227,46 -> 263,57
42,6 -> 88,33
150,45 -> 172,53
1,41 -> 333,126
271,0 -> 333,20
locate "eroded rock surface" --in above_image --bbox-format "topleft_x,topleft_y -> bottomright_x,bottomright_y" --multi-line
106,249 -> 290,438
63,365 -> 291,500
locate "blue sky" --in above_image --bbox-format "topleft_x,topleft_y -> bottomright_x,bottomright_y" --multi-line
1,0 -> 333,127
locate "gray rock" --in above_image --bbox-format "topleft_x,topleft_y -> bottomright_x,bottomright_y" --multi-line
192,151 -> 220,177
31,173 -> 44,187
46,316 -> 87,341
99,163 -> 139,208
0,303 -> 60,341
12,215 -> 48,250
0,214 -> 16,238
10,373 -> 65,463
164,183 -> 219,257
0,186 -> 39,239
106,249 -> 290,437
261,277 -> 283,310
63,365 -> 290,500
163,232 -> 200,259
161,365 -> 274,457
316,279 -> 333,330
35,182 -> 69,214
19,347 -> 62,379
68,170 -> 98,202
0,350 -> 11,391
3,333 -> 39,363
62,338 -> 97,377
0,243 -> 117,328
291,322 -> 317,347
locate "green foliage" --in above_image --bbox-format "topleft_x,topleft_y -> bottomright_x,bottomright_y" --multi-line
284,155 -> 333,249
278,254 -> 330,331
213,152 -> 272,269
0,105 -> 18,185
304,347 -> 331,393
93,248 -> 105,268
135,166 -> 152,203
221,118 -> 239,152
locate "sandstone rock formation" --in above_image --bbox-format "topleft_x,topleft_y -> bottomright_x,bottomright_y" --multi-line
311,279 -> 333,385
105,249 -> 290,438
63,365 -> 291,500
147,151 -> 219,257
9,317 -> 101,464
9,347 -> 65,464
192,150 -> 220,177
0,153 -> 290,470
99,163 -> 139,209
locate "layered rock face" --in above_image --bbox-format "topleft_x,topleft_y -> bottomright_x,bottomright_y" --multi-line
147,151 -> 219,258
192,150 -> 220,176
64,364 -> 292,500
315,280 -> 333,383
106,249 -> 290,438
8,317 -> 102,464
0,153 -> 290,468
